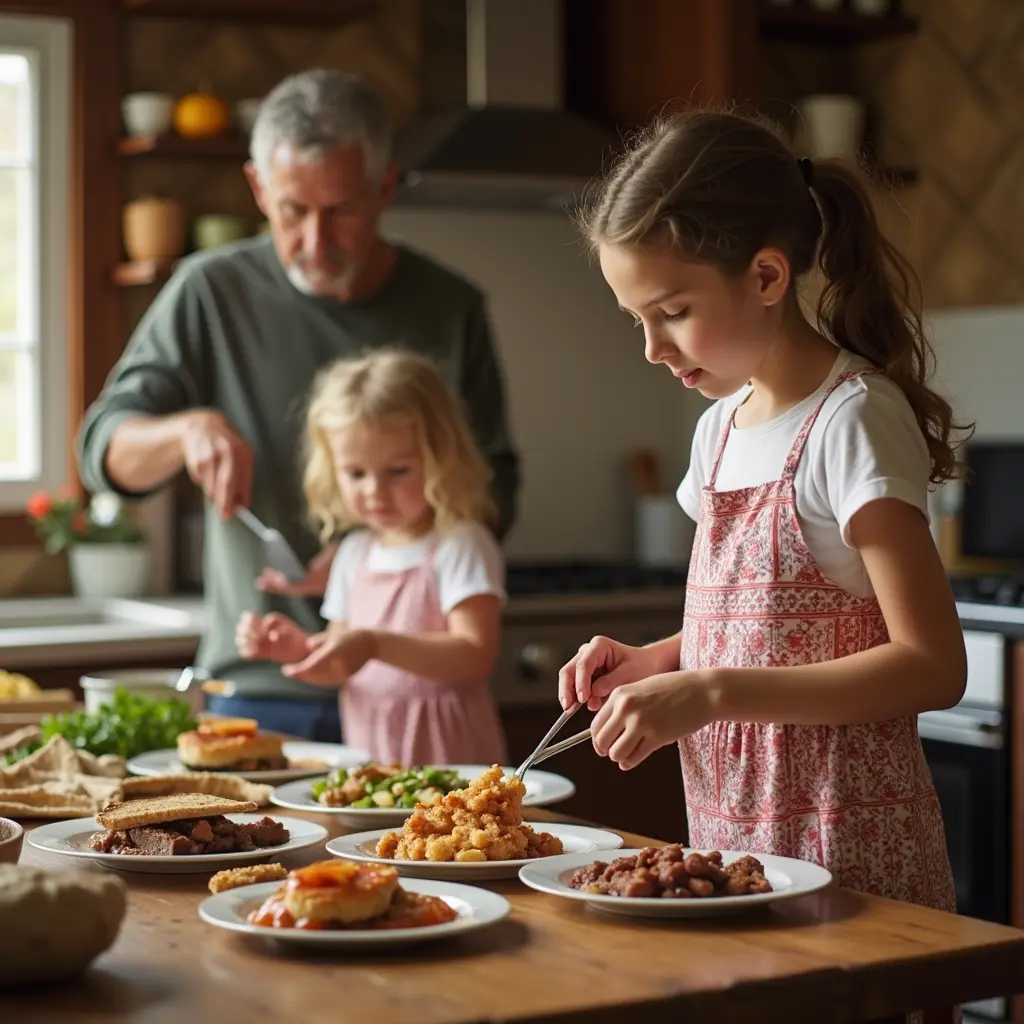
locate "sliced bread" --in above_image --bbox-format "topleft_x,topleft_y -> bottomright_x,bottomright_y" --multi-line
95,793 -> 257,830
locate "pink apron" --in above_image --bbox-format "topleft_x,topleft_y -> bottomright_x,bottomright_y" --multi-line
680,369 -> 956,912
340,541 -> 508,766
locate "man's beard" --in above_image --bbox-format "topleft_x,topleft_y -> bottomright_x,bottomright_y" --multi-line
287,254 -> 360,298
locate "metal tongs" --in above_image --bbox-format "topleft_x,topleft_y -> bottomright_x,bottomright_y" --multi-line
513,702 -> 592,779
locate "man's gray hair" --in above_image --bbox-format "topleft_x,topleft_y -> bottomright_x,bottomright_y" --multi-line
250,69 -> 393,182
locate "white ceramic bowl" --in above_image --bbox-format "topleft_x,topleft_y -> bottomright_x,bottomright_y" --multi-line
79,668 -> 201,715
235,97 -> 263,136
121,92 -> 174,137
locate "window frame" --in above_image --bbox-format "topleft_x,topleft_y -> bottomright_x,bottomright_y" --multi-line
0,0 -> 121,544
0,12 -> 70,507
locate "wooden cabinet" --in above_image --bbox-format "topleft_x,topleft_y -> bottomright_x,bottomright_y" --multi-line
501,705 -> 686,844
566,0 -> 758,132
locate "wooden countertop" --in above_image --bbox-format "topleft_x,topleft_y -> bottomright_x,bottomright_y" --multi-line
9,807 -> 1024,1023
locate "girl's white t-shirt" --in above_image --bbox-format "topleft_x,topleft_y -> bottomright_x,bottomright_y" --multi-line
320,521 -> 505,623
676,350 -> 930,598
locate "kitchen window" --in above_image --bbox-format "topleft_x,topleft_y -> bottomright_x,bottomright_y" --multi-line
0,14 -> 70,510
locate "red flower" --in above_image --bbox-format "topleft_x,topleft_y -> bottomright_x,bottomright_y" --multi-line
57,484 -> 78,500
71,511 -> 88,534
26,491 -> 53,519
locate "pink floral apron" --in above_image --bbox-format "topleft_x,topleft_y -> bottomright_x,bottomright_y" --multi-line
680,369 -> 956,908
341,540 -> 508,766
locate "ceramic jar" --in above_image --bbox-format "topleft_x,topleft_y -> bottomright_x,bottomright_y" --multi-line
123,197 -> 185,262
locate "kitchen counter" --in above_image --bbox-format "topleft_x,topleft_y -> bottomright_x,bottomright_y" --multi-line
12,808 -> 1024,1023
0,596 -> 205,668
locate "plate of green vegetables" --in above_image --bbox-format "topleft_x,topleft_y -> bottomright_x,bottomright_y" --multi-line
269,762 -> 577,827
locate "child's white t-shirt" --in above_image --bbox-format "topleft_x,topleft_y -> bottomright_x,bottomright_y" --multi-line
676,350 -> 930,599
320,521 -> 505,623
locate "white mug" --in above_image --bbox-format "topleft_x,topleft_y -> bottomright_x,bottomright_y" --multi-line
798,94 -> 866,160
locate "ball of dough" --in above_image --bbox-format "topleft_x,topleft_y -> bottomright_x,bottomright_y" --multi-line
0,864 -> 127,987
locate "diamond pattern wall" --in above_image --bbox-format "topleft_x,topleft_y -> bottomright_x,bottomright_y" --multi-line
761,0 -> 1024,310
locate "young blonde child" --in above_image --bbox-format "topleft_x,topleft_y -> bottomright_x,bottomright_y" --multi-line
237,349 -> 508,766
559,110 -> 967,994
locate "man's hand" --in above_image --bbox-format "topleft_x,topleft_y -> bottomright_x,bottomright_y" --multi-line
179,409 -> 253,518
257,542 -> 338,597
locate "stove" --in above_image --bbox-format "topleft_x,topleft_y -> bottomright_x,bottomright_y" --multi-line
951,573 -> 1024,608
495,562 -> 687,708
506,561 -> 688,597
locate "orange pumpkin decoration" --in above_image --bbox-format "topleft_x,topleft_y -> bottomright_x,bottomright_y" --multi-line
173,90 -> 231,140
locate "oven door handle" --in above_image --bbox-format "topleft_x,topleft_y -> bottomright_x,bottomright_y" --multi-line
917,708 -> 1004,749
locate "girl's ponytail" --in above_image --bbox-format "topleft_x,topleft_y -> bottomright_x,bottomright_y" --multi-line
809,162 -> 971,483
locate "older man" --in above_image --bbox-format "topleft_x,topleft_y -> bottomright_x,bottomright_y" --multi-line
77,70 -> 519,741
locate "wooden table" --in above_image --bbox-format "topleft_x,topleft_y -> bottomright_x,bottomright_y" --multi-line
9,807 -> 1024,1023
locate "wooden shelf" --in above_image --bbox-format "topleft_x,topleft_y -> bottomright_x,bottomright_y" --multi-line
113,260 -> 177,287
117,133 -> 249,159
121,0 -> 378,27
759,5 -> 918,45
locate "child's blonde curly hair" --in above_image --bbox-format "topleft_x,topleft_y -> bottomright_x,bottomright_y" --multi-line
302,349 -> 497,542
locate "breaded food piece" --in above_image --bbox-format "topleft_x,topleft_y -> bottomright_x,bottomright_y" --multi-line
208,862 -> 288,894
375,764 -> 563,863
95,793 -> 257,829
281,860 -> 399,924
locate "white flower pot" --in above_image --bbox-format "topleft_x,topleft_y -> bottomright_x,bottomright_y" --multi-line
68,544 -> 150,599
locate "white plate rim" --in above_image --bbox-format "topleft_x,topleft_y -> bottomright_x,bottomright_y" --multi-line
325,822 -> 624,871
517,847 -> 834,912
26,812 -> 328,866
269,763 -> 577,817
197,876 -> 511,945
125,741 -> 372,782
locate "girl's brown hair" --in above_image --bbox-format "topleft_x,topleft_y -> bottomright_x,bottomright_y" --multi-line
303,349 -> 497,541
579,109 -> 971,482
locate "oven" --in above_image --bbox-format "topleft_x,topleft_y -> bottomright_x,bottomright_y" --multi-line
918,629 -> 1010,1022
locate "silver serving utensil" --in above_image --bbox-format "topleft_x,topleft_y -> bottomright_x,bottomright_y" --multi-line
234,506 -> 307,583
174,666 -> 194,693
513,703 -> 587,780
523,725 -> 592,768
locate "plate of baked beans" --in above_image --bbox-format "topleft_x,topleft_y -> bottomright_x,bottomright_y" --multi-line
518,845 -> 833,917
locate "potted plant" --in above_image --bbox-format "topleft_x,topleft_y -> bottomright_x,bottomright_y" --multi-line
26,488 -> 150,599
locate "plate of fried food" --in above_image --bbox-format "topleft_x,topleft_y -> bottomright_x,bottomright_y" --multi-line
326,765 -> 622,881
518,845 -> 833,918
27,792 -> 328,874
198,858 -> 510,949
125,717 -> 370,784
270,761 -> 577,827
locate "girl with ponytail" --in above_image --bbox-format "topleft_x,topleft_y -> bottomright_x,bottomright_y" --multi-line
560,110 -> 969,1010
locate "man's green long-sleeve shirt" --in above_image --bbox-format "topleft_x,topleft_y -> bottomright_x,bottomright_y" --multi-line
77,236 -> 519,699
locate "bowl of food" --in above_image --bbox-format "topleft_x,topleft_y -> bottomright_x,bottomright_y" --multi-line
0,817 -> 24,864
80,668 -> 202,714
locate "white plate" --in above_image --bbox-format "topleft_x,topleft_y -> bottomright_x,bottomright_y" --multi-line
27,813 -> 329,874
125,741 -> 371,784
518,848 -> 833,917
270,764 -> 577,827
326,823 -> 623,881
198,877 -> 510,949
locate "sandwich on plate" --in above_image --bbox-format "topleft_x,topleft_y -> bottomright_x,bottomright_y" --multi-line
90,793 -> 290,857
176,718 -> 287,772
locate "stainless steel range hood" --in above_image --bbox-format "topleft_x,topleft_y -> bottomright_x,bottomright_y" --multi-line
394,0 -> 619,211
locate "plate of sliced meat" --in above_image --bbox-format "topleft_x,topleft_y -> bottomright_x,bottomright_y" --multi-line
26,793 -> 328,874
